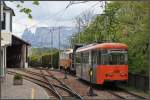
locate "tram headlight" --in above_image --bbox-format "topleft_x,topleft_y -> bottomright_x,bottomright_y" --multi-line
120,72 -> 127,76
105,73 -> 113,77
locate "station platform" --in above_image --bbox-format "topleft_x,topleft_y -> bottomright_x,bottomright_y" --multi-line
1,74 -> 49,99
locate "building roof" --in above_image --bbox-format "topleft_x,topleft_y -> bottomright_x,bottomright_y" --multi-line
76,43 -> 128,52
12,35 -> 31,46
2,1 -> 15,16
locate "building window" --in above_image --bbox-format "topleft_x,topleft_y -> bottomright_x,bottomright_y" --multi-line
2,13 -> 6,29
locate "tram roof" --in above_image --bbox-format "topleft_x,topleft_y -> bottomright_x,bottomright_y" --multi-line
65,49 -> 73,54
61,48 -> 73,54
76,43 -> 128,52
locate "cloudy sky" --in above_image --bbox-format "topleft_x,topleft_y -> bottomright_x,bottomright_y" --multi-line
5,1 -> 105,37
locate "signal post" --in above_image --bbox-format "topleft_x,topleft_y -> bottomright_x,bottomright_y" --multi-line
64,66 -> 68,79
88,67 -> 97,96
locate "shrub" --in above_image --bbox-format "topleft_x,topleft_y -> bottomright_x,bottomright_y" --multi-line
14,74 -> 23,80
29,55 -> 41,67
28,48 -> 59,69
41,51 -> 59,69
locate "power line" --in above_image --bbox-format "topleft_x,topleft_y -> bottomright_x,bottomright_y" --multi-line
27,8 -> 68,30
14,1 -> 101,34
72,1 -> 102,44
14,3 -> 70,31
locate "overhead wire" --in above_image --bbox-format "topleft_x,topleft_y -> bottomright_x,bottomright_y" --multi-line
14,1 -> 102,36
29,1 -> 100,30
14,2 -> 71,31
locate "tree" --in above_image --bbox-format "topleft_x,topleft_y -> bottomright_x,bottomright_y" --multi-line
10,1 -> 39,18
70,1 -> 149,75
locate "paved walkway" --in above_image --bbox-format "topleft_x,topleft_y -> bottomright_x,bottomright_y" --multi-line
1,74 -> 49,99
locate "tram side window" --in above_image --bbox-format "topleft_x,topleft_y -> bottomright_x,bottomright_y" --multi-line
83,53 -> 85,63
76,53 -> 81,63
101,54 -> 109,65
83,52 -> 89,63
92,51 -> 98,64
100,50 -> 108,65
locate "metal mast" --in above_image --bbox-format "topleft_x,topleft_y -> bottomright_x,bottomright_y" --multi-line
58,26 -> 61,70
78,18 -> 81,43
50,28 -> 53,70
104,1 -> 108,42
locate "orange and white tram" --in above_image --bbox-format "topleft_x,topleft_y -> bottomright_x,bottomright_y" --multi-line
75,43 -> 128,85
59,49 -> 73,70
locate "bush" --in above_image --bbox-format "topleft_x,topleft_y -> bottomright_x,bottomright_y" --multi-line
14,74 -> 23,80
41,51 -> 59,69
29,55 -> 41,67
28,50 -> 59,69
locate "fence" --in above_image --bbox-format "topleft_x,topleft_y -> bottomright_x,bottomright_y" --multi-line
127,73 -> 149,91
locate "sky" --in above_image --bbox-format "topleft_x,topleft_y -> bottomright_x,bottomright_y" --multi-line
5,1 -> 105,37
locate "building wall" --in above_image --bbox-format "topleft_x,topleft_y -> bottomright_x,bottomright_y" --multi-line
1,10 -> 12,78
0,2 -> 14,79
0,46 -> 7,77
1,11 -> 12,46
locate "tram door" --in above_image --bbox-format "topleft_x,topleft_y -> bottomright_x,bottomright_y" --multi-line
91,50 -> 97,83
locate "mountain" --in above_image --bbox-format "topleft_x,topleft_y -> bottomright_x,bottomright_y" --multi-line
22,26 -> 78,49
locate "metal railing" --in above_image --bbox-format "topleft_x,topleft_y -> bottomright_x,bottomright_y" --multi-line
127,73 -> 149,91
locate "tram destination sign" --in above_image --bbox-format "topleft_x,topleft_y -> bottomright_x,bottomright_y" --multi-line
108,50 -> 127,54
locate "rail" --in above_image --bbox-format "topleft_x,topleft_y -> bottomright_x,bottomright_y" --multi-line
7,69 -> 83,100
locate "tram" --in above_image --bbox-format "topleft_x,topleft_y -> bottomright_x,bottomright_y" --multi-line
59,48 -> 73,70
75,43 -> 128,85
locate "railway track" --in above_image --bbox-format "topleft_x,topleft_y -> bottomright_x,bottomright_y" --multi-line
107,90 -> 147,99
30,68 -> 147,99
45,70 -> 83,99
26,69 -> 148,99
106,86 -> 147,100
7,69 -> 147,99
7,69 -> 83,100
7,71 -> 58,99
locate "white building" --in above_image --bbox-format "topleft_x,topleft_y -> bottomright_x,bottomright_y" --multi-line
0,1 -> 15,78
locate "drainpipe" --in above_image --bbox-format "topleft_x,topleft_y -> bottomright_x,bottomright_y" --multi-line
148,0 -> 150,97
0,1 -> 2,99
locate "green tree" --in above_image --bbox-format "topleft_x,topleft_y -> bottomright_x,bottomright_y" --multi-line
70,1 -> 149,75
10,1 -> 39,18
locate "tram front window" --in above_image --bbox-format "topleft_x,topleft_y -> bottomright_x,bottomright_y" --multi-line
109,52 -> 128,65
100,50 -> 128,65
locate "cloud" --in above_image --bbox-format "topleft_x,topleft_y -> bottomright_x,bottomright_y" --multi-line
5,1 -> 105,37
